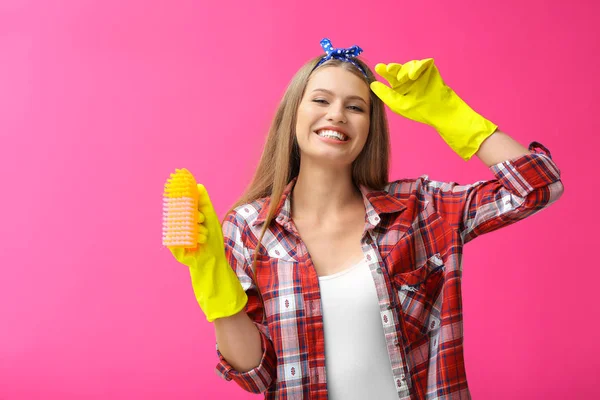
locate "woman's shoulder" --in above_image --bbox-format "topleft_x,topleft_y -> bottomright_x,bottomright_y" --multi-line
384,174 -> 432,196
223,197 -> 270,230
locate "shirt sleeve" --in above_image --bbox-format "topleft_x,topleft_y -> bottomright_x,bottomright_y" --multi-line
214,211 -> 277,393
420,141 -> 564,244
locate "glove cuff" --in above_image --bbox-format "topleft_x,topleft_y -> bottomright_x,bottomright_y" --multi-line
434,92 -> 498,161
191,257 -> 250,322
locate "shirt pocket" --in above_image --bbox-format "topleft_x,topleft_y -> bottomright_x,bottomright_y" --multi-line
392,253 -> 445,344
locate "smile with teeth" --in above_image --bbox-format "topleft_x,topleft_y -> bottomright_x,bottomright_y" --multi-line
316,129 -> 349,142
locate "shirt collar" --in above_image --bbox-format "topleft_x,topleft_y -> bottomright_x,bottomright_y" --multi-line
252,176 -> 407,228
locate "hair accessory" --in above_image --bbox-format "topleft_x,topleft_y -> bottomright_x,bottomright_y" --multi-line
312,38 -> 368,77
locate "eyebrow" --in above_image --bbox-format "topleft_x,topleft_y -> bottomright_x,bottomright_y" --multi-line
311,88 -> 369,105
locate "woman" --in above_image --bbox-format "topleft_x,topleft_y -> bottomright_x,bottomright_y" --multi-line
168,38 -> 564,399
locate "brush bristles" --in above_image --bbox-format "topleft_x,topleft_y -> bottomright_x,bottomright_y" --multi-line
162,168 -> 198,248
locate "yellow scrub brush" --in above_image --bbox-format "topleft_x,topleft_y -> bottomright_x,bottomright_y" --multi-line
162,168 -> 199,250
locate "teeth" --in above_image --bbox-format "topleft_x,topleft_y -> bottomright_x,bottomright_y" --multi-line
317,130 -> 347,141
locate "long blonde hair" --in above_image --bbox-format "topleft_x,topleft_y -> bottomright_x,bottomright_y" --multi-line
224,55 -> 391,273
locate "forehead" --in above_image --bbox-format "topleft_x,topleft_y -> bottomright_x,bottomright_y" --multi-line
305,66 -> 370,99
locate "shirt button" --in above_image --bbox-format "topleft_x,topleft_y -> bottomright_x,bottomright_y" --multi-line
366,254 -> 372,261
376,268 -> 382,274
374,216 -> 380,222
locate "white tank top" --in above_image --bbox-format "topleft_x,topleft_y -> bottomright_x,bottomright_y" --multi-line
318,258 -> 399,399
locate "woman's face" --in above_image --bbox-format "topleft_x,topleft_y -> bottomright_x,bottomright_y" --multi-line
295,66 -> 371,167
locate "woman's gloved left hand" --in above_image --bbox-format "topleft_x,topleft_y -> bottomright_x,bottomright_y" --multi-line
370,58 -> 498,161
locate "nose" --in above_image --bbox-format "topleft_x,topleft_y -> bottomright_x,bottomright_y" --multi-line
326,101 -> 347,124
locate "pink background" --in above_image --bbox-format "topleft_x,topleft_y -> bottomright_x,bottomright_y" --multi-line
1,0 -> 598,398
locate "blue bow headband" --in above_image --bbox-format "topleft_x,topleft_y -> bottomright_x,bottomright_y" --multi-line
312,38 -> 368,78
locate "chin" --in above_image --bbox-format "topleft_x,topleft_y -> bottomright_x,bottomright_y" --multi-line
305,151 -> 356,168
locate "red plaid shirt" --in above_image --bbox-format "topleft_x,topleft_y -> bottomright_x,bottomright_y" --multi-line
215,141 -> 563,399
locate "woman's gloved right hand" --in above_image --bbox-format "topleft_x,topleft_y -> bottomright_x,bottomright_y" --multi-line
168,184 -> 248,322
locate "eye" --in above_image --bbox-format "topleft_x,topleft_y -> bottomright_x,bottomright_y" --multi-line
312,99 -> 328,104
348,105 -> 364,112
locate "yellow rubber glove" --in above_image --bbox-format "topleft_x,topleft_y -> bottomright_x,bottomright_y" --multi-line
168,184 -> 248,322
370,58 -> 498,161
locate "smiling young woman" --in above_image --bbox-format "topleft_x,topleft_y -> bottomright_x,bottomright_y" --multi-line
167,38 -> 564,399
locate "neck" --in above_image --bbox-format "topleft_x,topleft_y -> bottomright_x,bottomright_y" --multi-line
291,161 -> 363,224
